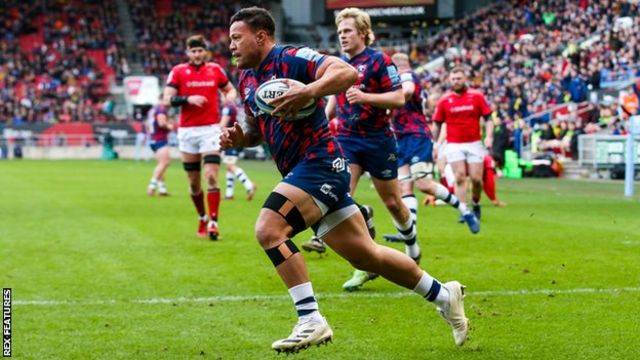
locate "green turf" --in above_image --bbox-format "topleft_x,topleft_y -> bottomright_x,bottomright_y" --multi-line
1,160 -> 639,359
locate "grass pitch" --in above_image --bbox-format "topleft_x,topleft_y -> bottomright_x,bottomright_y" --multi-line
1,159 -> 639,359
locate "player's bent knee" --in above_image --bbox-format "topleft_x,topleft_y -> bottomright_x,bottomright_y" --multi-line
183,161 -> 201,172
265,239 -> 300,267
262,192 -> 307,237
382,198 -> 403,213
255,221 -> 287,247
203,154 -> 221,164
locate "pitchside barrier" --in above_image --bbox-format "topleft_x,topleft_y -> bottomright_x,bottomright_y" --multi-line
0,134 -> 266,161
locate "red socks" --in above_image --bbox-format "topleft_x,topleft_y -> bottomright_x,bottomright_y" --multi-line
191,191 -> 206,217
207,188 -> 221,221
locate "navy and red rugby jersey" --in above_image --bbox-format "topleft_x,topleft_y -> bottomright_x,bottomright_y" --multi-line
238,45 -> 344,176
392,70 -> 431,139
335,47 -> 401,137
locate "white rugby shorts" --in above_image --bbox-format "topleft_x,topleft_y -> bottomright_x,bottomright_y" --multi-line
177,124 -> 221,154
445,140 -> 486,164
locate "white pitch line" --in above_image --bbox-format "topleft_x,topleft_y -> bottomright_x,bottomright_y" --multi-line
12,287 -> 640,306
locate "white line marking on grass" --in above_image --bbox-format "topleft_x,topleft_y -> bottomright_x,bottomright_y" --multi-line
13,287 -> 640,306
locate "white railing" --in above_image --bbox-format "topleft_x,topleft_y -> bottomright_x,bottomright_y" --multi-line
578,134 -> 640,169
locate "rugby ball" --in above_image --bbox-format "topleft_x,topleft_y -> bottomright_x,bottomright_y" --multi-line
255,78 -> 316,120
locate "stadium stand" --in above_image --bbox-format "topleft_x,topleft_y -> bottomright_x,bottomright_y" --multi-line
0,0 -> 125,124
406,1 -> 639,160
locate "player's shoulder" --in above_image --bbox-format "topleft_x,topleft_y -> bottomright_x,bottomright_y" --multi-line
204,62 -> 224,71
170,63 -> 190,72
368,47 -> 387,61
438,91 -> 456,103
467,88 -> 486,97
283,46 -> 325,63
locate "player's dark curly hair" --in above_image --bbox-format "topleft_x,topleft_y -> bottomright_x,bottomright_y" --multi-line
230,7 -> 275,37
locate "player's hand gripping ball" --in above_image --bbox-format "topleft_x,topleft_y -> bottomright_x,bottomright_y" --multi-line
255,78 -> 316,120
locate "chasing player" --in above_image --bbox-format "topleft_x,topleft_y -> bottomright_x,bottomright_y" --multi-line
329,8 -> 419,291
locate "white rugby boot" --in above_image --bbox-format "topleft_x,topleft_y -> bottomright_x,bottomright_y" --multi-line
437,281 -> 469,346
271,316 -> 333,354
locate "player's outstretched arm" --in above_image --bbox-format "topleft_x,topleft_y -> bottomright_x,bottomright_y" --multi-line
220,116 -> 263,149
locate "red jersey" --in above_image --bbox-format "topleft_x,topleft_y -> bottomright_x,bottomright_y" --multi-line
432,88 -> 492,143
166,62 -> 229,128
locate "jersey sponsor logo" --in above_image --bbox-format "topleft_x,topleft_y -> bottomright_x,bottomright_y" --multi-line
450,105 -> 474,113
387,65 -> 400,84
320,183 -> 338,201
186,81 -> 216,87
295,48 -> 323,62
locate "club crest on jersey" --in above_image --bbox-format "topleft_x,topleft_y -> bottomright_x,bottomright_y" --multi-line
387,153 -> 397,162
357,65 -> 367,73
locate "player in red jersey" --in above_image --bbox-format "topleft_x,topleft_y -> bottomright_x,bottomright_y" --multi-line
432,67 -> 493,232
162,34 -> 237,240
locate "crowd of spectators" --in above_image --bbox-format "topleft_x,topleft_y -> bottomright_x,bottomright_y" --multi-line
0,0 -> 125,124
405,0 -> 640,159
128,0 -> 269,85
